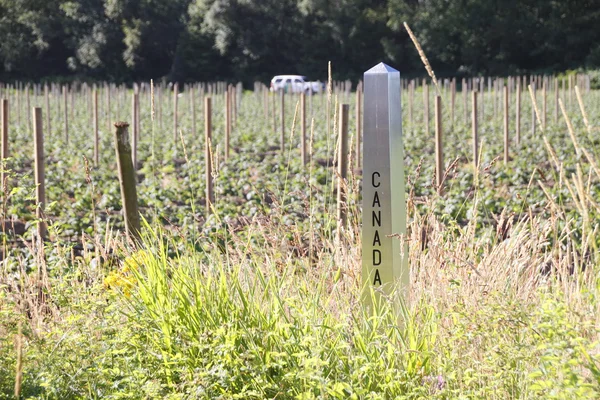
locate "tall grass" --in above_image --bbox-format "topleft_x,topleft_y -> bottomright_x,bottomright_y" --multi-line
0,72 -> 599,398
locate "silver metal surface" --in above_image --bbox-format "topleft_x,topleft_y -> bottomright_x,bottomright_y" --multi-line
362,63 -> 408,308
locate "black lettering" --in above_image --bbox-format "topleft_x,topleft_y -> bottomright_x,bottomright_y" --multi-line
372,191 -> 381,207
372,230 -> 381,246
372,210 -> 381,227
373,249 -> 381,266
373,269 -> 382,285
372,172 -> 380,188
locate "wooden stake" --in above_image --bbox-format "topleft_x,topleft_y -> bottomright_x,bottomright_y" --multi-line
472,91 -> 478,168
531,83 -> 536,137
191,86 -> 197,140
337,104 -> 349,235
62,86 -> 68,143
408,80 -> 414,131
516,80 -> 521,145
423,80 -> 429,134
434,95 -> 443,193
542,80 -> 547,131
173,83 -> 178,143
113,121 -> 141,243
131,91 -> 139,169
33,107 -> 46,241
503,86 -> 509,164
356,84 -> 362,169
301,92 -> 307,165
280,90 -> 285,152
93,89 -> 99,166
1,99 -> 7,159
225,86 -> 231,160
205,97 -> 214,216
554,77 -> 559,123
26,85 -> 30,133
451,78 -> 456,128
463,78 -> 468,125
44,84 -> 51,137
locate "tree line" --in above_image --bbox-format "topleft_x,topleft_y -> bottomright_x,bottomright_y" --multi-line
1,0 -> 599,84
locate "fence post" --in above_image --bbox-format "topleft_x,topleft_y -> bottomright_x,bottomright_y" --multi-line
504,86 -> 509,164
63,86 -> 68,143
280,90 -> 285,152
356,84 -> 362,168
435,95 -> 443,193
362,63 -> 407,310
301,92 -> 307,165
205,97 -> 214,216
44,84 -> 51,137
1,99 -> 8,196
337,104 -> 349,241
113,122 -> 141,243
531,83 -> 536,137
33,107 -> 46,241
131,90 -> 139,169
542,79 -> 547,131
173,82 -> 178,144
94,89 -> 99,166
472,91 -> 478,168
423,79 -> 429,134
191,86 -> 197,140
225,86 -> 231,161
1,99 -> 7,160
516,80 -> 521,145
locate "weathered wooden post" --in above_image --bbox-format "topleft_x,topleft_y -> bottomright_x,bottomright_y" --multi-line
63,86 -> 68,143
356,83 -> 362,168
408,80 -> 414,132
191,86 -> 197,140
362,63 -> 408,308
93,89 -> 99,166
463,78 -> 468,126
542,80 -> 547,131
435,95 -> 443,193
301,92 -> 307,165
16,83 -> 21,127
450,78 -> 456,128
225,86 -> 231,160
516,80 -> 521,145
33,107 -> 46,241
423,79 -> 429,134
26,85 -> 31,133
531,83 -> 536,137
472,91 -> 478,168
205,97 -> 214,216
173,83 -> 179,144
44,84 -> 51,137
113,122 -> 141,243
1,99 -> 8,193
106,83 -> 111,134
337,103 -> 349,241
503,85 -> 509,163
280,90 -> 285,152
554,77 -> 559,123
1,99 -> 7,160
131,91 -> 139,169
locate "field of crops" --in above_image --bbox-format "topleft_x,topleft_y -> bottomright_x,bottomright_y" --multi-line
1,74 -> 600,398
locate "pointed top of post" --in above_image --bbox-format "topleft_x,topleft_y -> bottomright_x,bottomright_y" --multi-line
364,62 -> 398,75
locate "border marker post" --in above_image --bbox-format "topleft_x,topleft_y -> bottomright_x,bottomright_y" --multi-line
361,63 -> 408,310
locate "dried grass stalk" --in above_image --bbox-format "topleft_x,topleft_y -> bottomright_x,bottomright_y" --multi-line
404,22 -> 440,95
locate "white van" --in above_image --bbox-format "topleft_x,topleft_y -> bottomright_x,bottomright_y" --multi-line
270,75 -> 324,94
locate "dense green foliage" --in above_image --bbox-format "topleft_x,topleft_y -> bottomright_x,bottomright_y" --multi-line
2,0 -> 600,83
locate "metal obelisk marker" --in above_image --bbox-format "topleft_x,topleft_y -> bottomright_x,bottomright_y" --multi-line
362,63 -> 408,309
